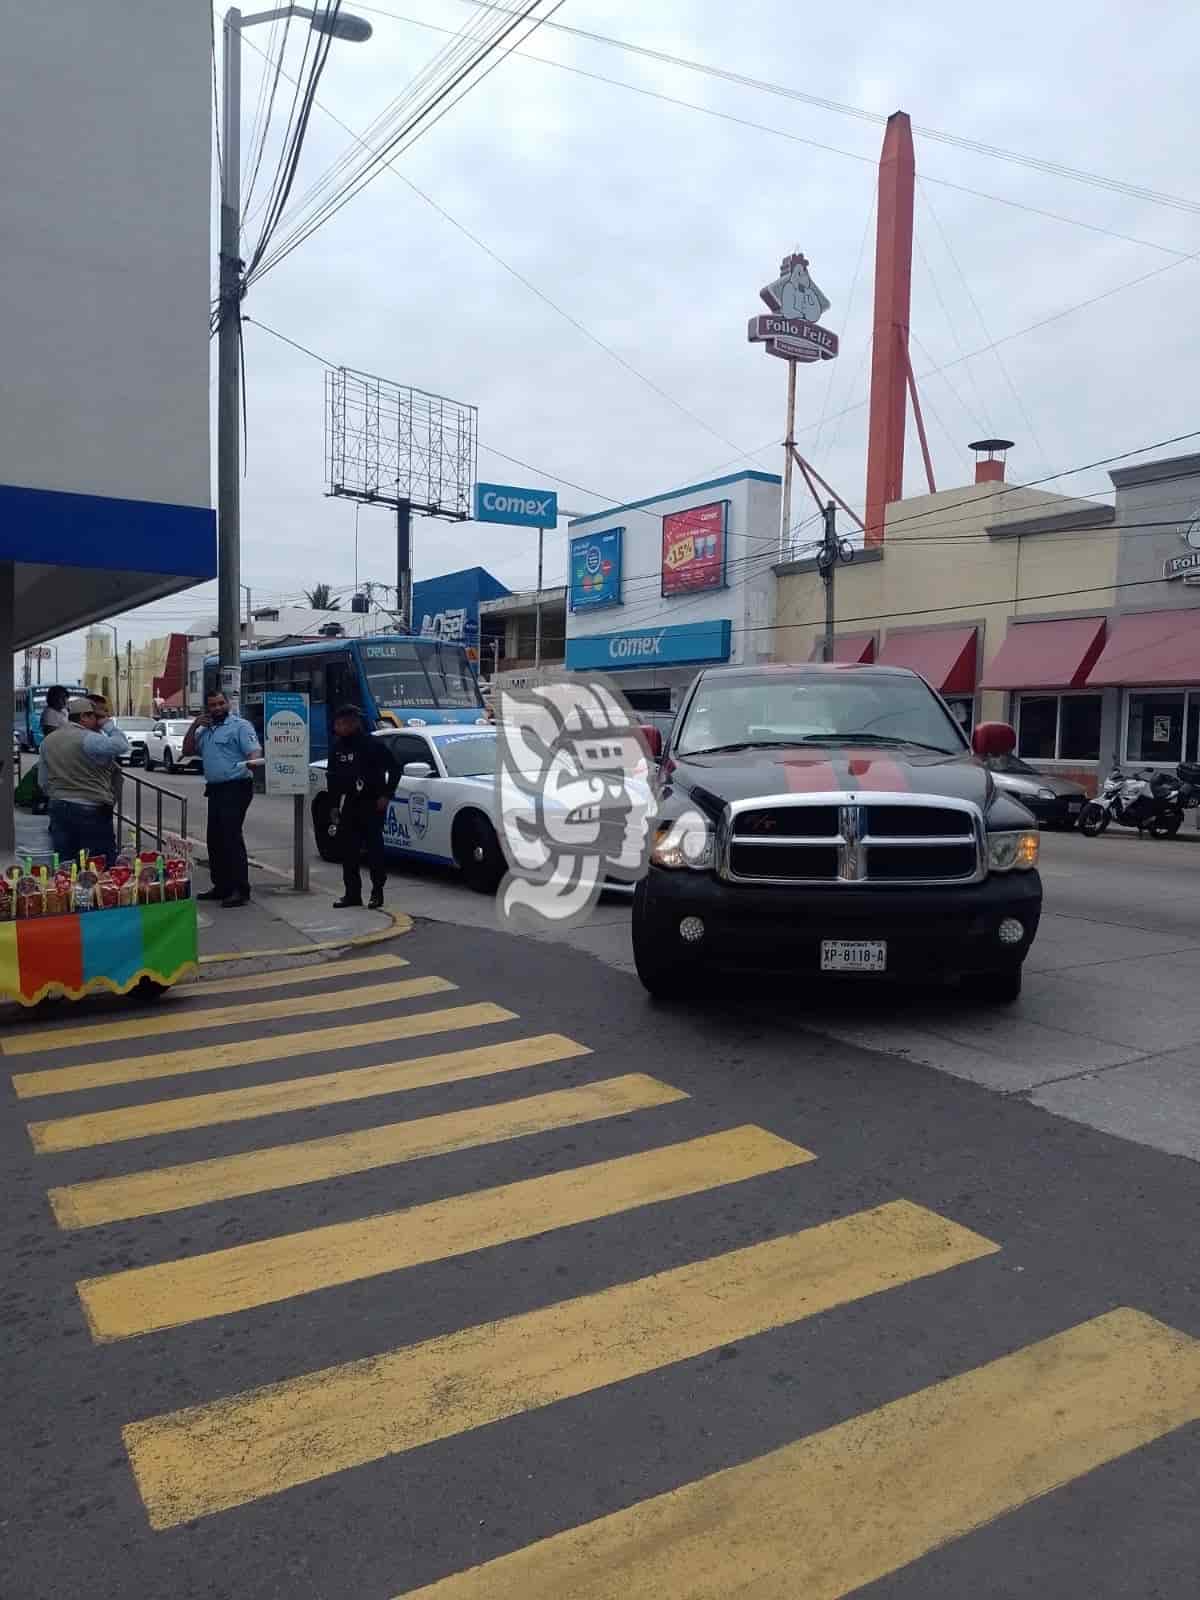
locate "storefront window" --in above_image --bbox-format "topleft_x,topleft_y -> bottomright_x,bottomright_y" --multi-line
1016,697 -> 1058,759
1126,691 -> 1186,764
1016,694 -> 1102,761
1059,696 -> 1103,760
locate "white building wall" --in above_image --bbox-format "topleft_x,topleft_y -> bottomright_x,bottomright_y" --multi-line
565,471 -> 781,694
0,0 -> 211,513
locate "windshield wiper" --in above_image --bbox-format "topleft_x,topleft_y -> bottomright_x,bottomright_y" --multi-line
683,740 -> 802,755
801,733 -> 958,755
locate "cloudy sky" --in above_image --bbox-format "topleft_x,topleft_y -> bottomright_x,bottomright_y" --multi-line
50,0 -> 1200,679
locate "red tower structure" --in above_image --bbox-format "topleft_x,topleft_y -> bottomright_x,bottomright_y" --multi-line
864,111 -> 934,548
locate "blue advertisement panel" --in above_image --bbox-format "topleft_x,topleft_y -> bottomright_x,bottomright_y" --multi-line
570,528 -> 623,612
566,618 -> 732,670
473,482 -> 558,528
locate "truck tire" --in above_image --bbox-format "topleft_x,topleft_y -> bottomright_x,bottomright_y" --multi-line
963,968 -> 1022,1005
631,885 -> 694,999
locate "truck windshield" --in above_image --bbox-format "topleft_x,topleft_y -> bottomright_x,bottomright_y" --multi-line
676,673 -> 967,757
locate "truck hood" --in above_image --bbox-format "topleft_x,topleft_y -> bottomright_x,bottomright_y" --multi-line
662,743 -> 1003,820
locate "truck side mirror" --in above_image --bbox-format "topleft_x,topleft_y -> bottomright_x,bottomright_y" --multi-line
640,724 -> 664,761
972,721 -> 1016,758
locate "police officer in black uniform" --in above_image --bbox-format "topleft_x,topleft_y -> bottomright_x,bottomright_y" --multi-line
327,704 -> 401,910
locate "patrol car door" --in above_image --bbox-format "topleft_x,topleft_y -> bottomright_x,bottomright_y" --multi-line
381,734 -> 436,858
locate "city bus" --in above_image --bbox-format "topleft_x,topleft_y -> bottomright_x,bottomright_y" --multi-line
13,684 -> 89,750
203,635 -> 486,760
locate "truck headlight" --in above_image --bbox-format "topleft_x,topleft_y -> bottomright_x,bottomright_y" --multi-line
987,830 -> 1039,871
1036,787 -> 1056,800
651,815 -> 715,870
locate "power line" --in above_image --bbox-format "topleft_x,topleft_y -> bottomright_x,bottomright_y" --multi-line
246,0 -> 565,285
235,49 -> 769,470
357,1 -> 1200,253
401,0 -> 1200,220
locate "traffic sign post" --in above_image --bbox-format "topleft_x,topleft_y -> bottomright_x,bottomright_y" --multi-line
264,691 -> 310,891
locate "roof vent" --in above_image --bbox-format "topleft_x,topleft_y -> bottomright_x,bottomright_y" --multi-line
969,438 -> 1014,485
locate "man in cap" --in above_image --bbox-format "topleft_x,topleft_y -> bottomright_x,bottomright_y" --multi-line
326,704 -> 401,910
38,696 -> 129,864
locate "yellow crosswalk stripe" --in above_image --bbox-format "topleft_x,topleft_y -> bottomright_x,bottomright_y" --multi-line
12,999 -> 510,1100
394,1307 -> 1200,1599
176,953 -> 409,998
50,1074 -> 687,1228
2,975 -> 448,1057
124,1200 -> 994,1530
79,1126 -> 812,1343
28,1034 -> 592,1155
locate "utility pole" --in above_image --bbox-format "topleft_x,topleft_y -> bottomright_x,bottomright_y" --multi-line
534,526 -> 544,672
126,639 -> 133,715
243,584 -> 254,648
217,7 -> 243,709
818,501 -> 838,662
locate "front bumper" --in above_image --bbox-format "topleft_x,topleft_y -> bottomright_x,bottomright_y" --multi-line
1025,793 -> 1083,827
634,867 -> 1042,981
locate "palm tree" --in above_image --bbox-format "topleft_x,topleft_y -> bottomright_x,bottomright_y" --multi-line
304,583 -> 341,611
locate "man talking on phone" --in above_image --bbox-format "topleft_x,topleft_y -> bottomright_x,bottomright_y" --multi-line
183,690 -> 262,907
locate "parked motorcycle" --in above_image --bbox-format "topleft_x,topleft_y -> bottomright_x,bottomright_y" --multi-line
1079,767 -> 1184,839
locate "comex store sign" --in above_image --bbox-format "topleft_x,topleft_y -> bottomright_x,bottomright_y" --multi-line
609,632 -> 667,659
1164,508 -> 1200,583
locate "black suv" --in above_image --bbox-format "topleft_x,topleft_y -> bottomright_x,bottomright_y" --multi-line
633,663 -> 1042,1004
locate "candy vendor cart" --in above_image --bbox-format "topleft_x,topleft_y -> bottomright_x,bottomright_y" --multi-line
0,808 -> 197,1007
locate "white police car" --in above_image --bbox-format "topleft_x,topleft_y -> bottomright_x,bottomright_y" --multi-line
310,724 -> 652,896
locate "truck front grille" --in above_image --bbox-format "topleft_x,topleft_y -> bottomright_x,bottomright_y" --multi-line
719,794 -> 984,886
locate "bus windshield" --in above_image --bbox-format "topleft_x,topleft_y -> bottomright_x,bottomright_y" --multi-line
360,640 -> 480,710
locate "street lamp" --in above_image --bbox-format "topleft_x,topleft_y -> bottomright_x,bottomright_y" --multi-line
217,5 -> 372,710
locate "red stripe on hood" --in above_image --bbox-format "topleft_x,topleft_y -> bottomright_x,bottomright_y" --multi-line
843,753 -> 911,792
782,757 -> 839,792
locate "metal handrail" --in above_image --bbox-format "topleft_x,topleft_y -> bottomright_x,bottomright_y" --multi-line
116,768 -> 190,857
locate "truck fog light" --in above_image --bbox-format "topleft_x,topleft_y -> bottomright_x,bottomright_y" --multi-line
679,916 -> 705,944
998,917 -> 1025,945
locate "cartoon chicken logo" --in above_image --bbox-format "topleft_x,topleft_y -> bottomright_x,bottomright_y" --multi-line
760,252 -> 831,324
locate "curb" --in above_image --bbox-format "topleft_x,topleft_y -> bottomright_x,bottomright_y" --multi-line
198,909 -> 413,967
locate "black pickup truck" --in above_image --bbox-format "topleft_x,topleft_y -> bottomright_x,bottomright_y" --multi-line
633,663 -> 1042,1004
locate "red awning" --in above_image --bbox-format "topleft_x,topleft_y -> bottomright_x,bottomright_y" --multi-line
1087,609 -> 1200,687
808,632 -> 876,664
876,626 -> 977,694
980,616 -> 1106,691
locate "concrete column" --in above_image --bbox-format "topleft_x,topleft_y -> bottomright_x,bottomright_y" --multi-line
0,563 -> 15,856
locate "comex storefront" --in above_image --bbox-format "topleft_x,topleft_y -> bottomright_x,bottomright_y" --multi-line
564,470 -> 780,713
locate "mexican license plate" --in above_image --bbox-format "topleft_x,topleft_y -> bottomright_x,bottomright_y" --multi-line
821,939 -> 887,973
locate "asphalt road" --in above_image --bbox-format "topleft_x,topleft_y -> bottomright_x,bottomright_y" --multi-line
157,766 -> 1200,1166
3,892 -> 1200,1596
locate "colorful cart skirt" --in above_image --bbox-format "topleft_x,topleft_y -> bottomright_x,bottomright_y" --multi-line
0,900 -> 198,1006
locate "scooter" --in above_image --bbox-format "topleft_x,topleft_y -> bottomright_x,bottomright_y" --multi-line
1079,767 -> 1184,838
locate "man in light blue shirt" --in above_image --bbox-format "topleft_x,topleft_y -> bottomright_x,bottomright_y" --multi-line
183,691 -> 262,907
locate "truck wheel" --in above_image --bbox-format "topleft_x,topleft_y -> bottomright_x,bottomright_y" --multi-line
632,888 -> 693,999
964,968 -> 1022,1005
311,795 -> 340,863
455,815 -> 505,894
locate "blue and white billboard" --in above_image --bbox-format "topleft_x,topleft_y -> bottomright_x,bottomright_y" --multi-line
473,482 -> 558,529
570,528 -> 623,612
566,618 -> 732,670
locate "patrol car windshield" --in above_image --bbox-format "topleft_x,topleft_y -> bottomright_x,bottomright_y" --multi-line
434,734 -> 497,777
676,674 -> 966,757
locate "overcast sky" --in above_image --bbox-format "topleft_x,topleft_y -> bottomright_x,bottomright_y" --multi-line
47,0 -> 1200,680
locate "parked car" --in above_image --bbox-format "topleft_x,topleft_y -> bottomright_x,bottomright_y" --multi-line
114,717 -> 156,767
309,725 -> 651,895
982,752 -> 1087,828
632,663 -> 1042,1005
144,718 -> 202,773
